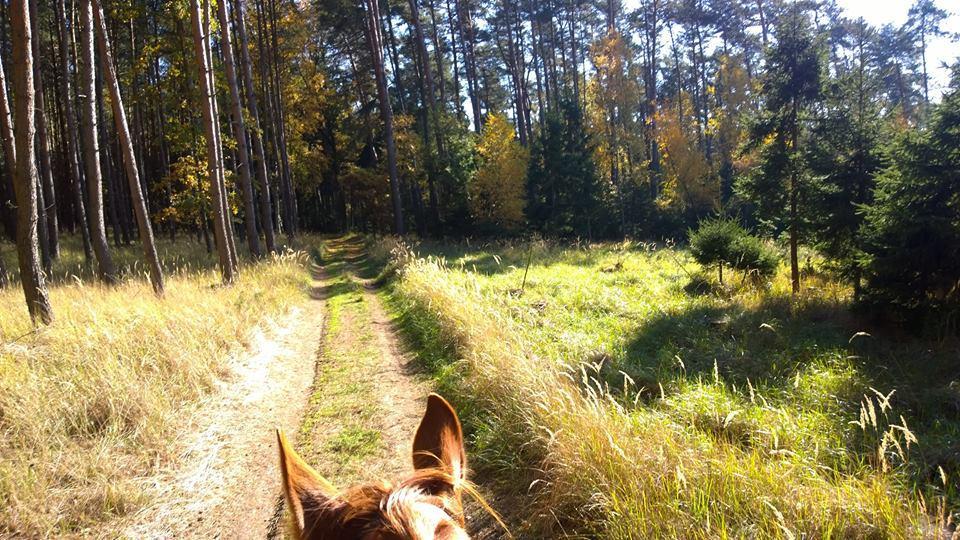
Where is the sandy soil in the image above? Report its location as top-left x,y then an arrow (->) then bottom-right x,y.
117,282 -> 325,539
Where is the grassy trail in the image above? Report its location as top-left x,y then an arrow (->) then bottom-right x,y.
292,236 -> 433,495
294,236 -> 509,539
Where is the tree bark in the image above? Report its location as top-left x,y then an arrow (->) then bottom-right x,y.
205,0 -> 238,269
455,0 -> 482,132
266,0 -> 296,238
30,0 -> 59,262
217,0 -> 261,258
9,0 -> 53,323
407,0 -> 441,229
0,249 -> 7,287
79,0 -> 117,283
444,0 -> 464,118
382,0 -> 408,114
790,102 -> 800,295
92,0 -> 164,295
231,0 -> 276,253
362,0 -> 404,234
190,0 -> 235,283
55,0 -> 94,263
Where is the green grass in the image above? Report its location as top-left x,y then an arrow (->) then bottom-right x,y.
377,236 -> 958,538
295,238 -> 416,487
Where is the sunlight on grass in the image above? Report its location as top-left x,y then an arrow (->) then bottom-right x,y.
0,237 -> 309,535
382,237 -> 956,538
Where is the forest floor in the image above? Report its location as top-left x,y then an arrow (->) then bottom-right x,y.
113,236 -> 504,539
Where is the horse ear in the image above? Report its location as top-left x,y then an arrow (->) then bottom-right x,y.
277,429 -> 339,538
412,394 -> 466,482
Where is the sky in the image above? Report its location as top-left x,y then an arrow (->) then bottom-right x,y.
837,0 -> 959,98
615,0 -> 960,99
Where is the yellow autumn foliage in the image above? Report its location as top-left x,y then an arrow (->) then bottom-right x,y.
469,113 -> 527,231
656,92 -> 717,212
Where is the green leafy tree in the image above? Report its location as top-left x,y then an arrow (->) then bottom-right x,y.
738,6 -> 823,294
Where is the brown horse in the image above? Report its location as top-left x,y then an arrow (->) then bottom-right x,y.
277,394 -> 475,539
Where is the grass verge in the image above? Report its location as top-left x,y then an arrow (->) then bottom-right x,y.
379,236 -> 955,538
0,238 -> 308,535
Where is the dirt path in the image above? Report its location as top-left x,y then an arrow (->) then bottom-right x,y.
118,270 -> 326,540
350,254 -> 432,480
293,238 -> 431,488
320,238 -> 507,540
117,238 -> 504,539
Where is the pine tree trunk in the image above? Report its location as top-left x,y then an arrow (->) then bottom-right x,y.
455,0 -> 481,132
9,0 -> 53,324
92,0 -> 164,295
426,0 -> 446,108
267,0 -> 296,238
79,0 -> 116,283
362,0 -> 404,234
253,0 -> 283,235
35,174 -> 50,271
203,0 -> 238,270
444,0 -> 464,118
0,49 -> 17,211
790,103 -> 800,295
383,0 -> 408,114
231,0 -> 275,253
190,0 -> 235,283
0,249 -> 8,287
217,0 -> 261,258
55,0 -> 94,263
30,0 -> 59,262
407,0 -> 441,230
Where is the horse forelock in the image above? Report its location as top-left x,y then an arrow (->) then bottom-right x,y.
313,468 -> 464,540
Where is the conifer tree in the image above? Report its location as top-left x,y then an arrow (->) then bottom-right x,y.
806,19 -> 883,297
737,7 -> 822,294
861,74 -> 960,315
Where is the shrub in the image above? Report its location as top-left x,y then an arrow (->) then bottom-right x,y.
689,218 -> 779,284
689,218 -> 742,284
730,234 -> 779,278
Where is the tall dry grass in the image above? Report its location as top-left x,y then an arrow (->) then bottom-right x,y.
0,241 -> 308,535
390,247 -> 938,538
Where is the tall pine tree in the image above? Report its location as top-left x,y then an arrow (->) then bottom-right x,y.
737,6 -> 822,294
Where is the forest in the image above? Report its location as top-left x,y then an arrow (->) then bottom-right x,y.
0,0 -> 959,537
0,0 -> 958,323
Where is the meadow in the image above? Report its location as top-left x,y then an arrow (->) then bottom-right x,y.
0,237 -> 309,535
380,237 -> 959,538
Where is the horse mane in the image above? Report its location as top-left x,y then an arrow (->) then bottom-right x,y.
298,468 -> 487,539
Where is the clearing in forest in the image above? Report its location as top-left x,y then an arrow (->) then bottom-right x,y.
384,237 -> 959,539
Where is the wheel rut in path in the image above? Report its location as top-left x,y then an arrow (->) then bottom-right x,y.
318,237 -> 509,540
293,237 -> 431,488
118,267 -> 326,540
